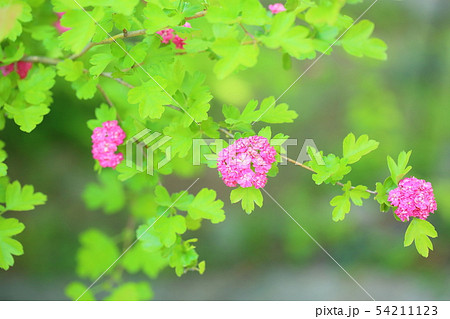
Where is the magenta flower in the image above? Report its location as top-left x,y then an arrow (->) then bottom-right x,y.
268,3 -> 286,14
1,61 -> 32,79
172,35 -> 186,49
156,28 -> 175,44
91,120 -> 126,169
183,22 -> 192,28
388,177 -> 437,222
217,136 -> 277,189
0,63 -> 14,76
54,12 -> 71,33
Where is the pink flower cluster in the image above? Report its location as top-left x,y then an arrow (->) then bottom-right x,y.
0,61 -> 32,79
156,22 -> 191,49
268,3 -> 286,14
388,177 -> 437,222
91,121 -> 126,169
217,136 -> 277,189
54,12 -> 71,33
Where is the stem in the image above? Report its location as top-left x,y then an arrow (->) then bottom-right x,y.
219,128 -> 377,195
185,10 -> 207,20
69,29 -> 147,60
239,23 -> 257,43
68,10 -> 207,60
96,84 -> 114,107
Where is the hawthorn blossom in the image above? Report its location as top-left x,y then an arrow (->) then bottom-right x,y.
0,63 -> 14,76
156,28 -> 175,44
54,12 -> 71,33
91,120 -> 126,168
172,35 -> 186,49
268,3 -> 286,14
217,136 -> 277,189
1,62 -> 32,79
183,22 -> 192,28
388,177 -> 437,222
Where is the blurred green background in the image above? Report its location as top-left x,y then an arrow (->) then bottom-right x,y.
1,0 -> 449,300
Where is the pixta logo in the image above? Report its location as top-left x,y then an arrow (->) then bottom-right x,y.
126,129 -> 171,175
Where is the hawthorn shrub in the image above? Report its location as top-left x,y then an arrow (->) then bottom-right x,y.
0,0 -> 438,301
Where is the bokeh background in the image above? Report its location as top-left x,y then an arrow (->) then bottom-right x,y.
1,0 -> 449,300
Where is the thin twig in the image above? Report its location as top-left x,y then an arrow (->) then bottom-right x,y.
96,84 -> 114,107
185,10 -> 207,20
69,29 -> 147,60
239,23 -> 256,43
69,10 -> 207,60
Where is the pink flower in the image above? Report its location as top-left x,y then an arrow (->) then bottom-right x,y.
183,22 -> 192,28
54,12 -> 71,33
156,28 -> 174,44
388,177 -> 437,222
91,120 -> 126,169
0,63 -> 14,76
268,3 -> 286,14
172,35 -> 186,49
217,136 -> 277,189
16,61 -> 32,79
1,62 -> 32,79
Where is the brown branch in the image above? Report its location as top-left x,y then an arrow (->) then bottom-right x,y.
185,10 -> 207,21
22,56 -> 60,65
69,29 -> 147,60
239,23 -> 256,43
68,10 -> 207,60
96,84 -> 114,107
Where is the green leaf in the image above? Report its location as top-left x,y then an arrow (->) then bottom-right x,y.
198,260 -> 206,274
57,59 -> 84,82
168,238 -> 199,277
188,188 -> 225,223
0,141 -> 8,178
330,182 -> 370,221
341,20 -> 387,60
342,133 -> 379,164
105,282 -> 153,301
143,3 -> 182,33
60,7 -> 105,53
307,148 -> 351,185
264,14 -> 315,59
5,103 -> 50,133
89,53 -> 114,76
163,123 -> 200,158
241,0 -> 268,25
180,71 -> 212,125
211,37 -> 259,79
230,187 -> 263,214
76,229 -> 120,280
257,96 -> 298,123
0,217 -> 25,270
0,1 -> 31,42
127,78 -> 172,119
305,0 -> 345,25
83,170 -> 125,214
206,0 -> 241,24
121,243 -> 168,279
404,218 -> 438,258
72,77 -> 99,100
330,193 -> 350,222
225,97 -> 297,125
4,181 -> 47,212
86,103 -> 117,130
387,151 -> 412,184
349,185 -> 370,206
152,215 -> 187,247
65,282 -> 96,301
